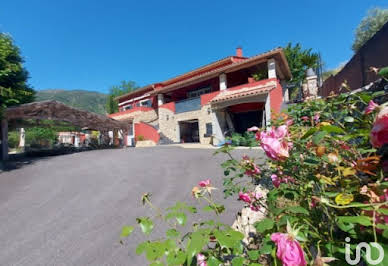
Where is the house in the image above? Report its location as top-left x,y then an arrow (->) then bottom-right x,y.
109,47 -> 291,146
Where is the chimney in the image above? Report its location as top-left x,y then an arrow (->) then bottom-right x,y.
236,47 -> 243,57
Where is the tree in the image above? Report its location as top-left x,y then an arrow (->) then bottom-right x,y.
283,43 -> 320,100
352,8 -> 388,52
106,80 -> 138,114
283,43 -> 319,85
0,33 -> 35,113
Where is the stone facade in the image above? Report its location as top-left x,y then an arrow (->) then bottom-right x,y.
113,109 -> 158,124
159,104 -> 213,144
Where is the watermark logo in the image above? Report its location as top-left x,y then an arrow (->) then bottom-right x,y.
345,237 -> 384,265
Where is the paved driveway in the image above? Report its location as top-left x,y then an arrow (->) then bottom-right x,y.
0,146 -> 264,265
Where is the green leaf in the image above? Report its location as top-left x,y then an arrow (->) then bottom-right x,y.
302,127 -> 317,139
202,205 -> 214,212
214,229 -> 243,249
337,216 -> 372,226
312,131 -> 327,145
207,256 -> 222,266
137,217 -> 154,235
136,242 -> 148,255
254,218 -> 274,233
376,208 -> 388,215
344,116 -> 354,123
248,250 -> 260,260
321,125 -> 345,134
287,206 -> 309,215
186,232 -> 208,265
378,66 -> 388,79
166,229 -> 180,238
231,256 -> 244,266
145,242 -> 164,261
259,238 -> 273,255
120,225 -> 134,237
166,250 -> 186,265
383,230 -> 388,239
176,212 -> 187,226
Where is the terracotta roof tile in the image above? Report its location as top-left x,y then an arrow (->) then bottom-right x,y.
210,80 -> 277,103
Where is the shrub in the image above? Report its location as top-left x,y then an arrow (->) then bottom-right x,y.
8,131 -> 19,148
121,85 -> 388,265
227,132 -> 257,147
137,135 -> 145,141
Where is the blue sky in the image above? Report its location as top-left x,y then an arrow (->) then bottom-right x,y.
1,0 -> 386,93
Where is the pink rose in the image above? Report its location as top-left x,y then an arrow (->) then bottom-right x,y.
365,100 -> 379,114
271,174 -> 281,188
259,126 -> 291,161
199,179 -> 211,187
286,119 -> 294,126
239,192 -> 252,203
196,253 -> 207,266
370,106 -> 388,147
314,113 -> 320,123
271,233 -> 307,266
245,164 -> 261,176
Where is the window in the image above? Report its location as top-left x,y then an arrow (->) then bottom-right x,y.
205,123 -> 213,137
124,105 -> 133,111
187,86 -> 211,99
140,99 -> 152,107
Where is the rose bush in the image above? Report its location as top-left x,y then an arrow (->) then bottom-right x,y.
120,84 -> 387,265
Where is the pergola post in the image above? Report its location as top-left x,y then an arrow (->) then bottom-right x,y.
1,119 -> 9,161
19,128 -> 25,149
113,129 -> 119,147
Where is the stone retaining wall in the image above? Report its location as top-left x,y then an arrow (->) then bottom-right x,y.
159,105 -> 213,144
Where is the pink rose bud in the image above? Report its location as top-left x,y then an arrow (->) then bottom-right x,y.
365,100 -> 379,114
198,179 -> 211,187
271,233 -> 307,266
238,192 -> 252,203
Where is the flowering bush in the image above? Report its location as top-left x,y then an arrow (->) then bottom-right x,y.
220,89 -> 388,265
121,87 -> 387,265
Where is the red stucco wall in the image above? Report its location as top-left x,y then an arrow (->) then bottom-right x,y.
269,80 -> 283,113
159,102 -> 176,113
201,91 -> 220,106
135,122 -> 160,144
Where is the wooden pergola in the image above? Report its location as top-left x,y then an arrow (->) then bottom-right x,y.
1,100 -> 130,161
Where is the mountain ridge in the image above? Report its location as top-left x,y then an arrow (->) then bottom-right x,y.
35,89 -> 108,115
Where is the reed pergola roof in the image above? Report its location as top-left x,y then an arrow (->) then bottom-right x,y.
5,100 -> 129,131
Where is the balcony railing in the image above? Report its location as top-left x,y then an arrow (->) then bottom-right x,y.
175,97 -> 201,114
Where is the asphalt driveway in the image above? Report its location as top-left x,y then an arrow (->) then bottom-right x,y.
0,146 -> 265,265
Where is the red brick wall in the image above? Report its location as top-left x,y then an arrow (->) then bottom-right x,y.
320,22 -> 388,97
